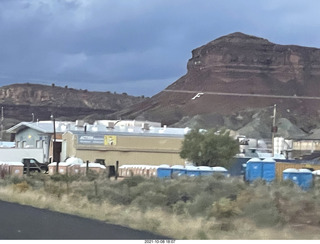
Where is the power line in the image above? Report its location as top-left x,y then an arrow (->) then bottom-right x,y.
164,89 -> 320,100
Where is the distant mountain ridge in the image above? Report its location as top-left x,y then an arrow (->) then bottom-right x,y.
0,83 -> 146,139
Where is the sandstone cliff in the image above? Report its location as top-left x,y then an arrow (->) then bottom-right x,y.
0,83 -> 145,139
117,32 -> 320,138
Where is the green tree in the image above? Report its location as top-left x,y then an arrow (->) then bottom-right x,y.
180,129 -> 239,168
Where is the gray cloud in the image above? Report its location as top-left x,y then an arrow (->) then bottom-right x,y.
1,0 -> 320,96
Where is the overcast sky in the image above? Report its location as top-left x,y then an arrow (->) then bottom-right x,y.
1,0 -> 320,97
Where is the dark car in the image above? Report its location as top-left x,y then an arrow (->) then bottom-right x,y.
22,158 -> 49,173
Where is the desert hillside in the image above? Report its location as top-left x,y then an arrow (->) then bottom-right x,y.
116,32 -> 320,138
0,83 -> 146,140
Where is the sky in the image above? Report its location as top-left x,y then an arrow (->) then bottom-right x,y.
1,0 -> 320,97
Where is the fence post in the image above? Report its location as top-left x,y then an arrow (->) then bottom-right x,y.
115,161 -> 119,180
86,160 -> 89,176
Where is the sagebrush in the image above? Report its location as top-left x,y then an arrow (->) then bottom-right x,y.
1,173 -> 320,239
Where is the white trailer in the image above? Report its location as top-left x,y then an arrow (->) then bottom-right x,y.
0,148 -> 45,163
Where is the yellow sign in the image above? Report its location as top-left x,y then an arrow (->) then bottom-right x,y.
104,135 -> 117,146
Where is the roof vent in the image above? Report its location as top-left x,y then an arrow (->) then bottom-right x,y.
142,123 -> 150,130
107,122 -> 115,129
76,120 -> 85,127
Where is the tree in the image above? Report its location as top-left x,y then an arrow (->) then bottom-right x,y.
180,129 -> 239,168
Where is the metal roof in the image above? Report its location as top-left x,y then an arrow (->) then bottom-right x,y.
6,120 -> 191,138
68,125 -> 191,138
6,121 -> 78,134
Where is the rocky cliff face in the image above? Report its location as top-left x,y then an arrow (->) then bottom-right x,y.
118,32 -> 320,138
0,83 -> 145,137
0,83 -> 144,109
177,32 -> 320,97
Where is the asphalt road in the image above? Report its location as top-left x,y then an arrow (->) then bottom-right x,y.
0,200 -> 169,240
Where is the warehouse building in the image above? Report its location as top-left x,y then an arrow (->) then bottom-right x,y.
6,120 -> 79,163
61,123 -> 191,167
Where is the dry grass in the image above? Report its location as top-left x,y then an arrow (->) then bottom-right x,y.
1,174 -> 320,240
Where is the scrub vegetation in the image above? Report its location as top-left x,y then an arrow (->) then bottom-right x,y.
1,172 -> 320,239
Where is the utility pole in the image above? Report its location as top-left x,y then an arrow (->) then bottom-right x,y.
51,114 -> 58,173
0,107 -> 3,140
271,104 -> 277,157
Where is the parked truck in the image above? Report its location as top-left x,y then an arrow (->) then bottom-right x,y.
0,148 -> 48,173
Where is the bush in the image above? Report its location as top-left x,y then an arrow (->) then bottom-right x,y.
210,197 -> 241,218
242,197 -> 280,227
101,187 -> 132,205
132,192 -> 168,211
119,175 -> 146,187
85,170 -> 100,181
6,175 -> 25,185
172,200 -> 187,215
186,192 -> 215,217
3,173 -> 320,239
13,181 -> 29,192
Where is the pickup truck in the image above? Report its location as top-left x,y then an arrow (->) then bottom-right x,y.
22,158 -> 49,174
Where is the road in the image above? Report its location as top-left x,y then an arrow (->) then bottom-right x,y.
164,89 -> 320,100
0,200 -> 169,240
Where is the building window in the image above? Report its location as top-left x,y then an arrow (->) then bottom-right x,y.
36,140 -> 43,149
22,141 -> 27,148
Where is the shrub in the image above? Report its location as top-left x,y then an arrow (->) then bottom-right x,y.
131,192 -> 168,211
186,192 -> 215,217
172,200 -> 187,215
45,182 -> 66,198
165,183 -> 191,206
50,173 -> 80,183
210,197 -> 241,218
13,181 -> 29,192
119,175 -> 146,187
101,186 -> 132,205
197,230 -> 209,240
242,197 -> 280,227
85,170 -> 100,181
6,175 -> 25,185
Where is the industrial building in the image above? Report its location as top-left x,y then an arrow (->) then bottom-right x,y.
61,122 -> 191,166
6,119 -> 190,167
6,120 -> 80,163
